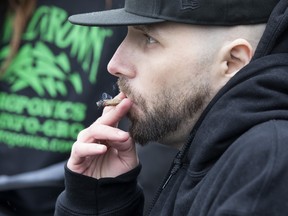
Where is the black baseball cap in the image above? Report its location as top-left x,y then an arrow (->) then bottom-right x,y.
69,0 -> 279,27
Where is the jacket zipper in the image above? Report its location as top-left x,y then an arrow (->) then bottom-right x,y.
144,152 -> 183,216
145,132 -> 196,216
161,156 -> 182,189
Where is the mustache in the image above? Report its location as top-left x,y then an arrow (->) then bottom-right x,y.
117,78 -> 147,111
117,77 -> 133,98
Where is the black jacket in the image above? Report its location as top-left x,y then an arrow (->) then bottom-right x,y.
55,0 -> 288,215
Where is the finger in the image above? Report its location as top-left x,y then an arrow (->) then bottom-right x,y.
67,142 -> 107,170
77,124 -> 134,157
108,136 -> 136,154
107,137 -> 139,171
77,124 -> 130,143
102,92 -> 127,115
71,142 -> 107,159
117,92 -> 127,99
98,97 -> 132,126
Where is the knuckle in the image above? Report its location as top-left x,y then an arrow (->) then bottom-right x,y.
77,129 -> 86,140
71,142 -> 81,156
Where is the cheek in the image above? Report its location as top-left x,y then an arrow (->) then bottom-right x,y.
156,54 -> 196,88
130,49 -> 201,104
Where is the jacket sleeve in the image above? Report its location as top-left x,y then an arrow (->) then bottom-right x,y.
54,164 -> 144,216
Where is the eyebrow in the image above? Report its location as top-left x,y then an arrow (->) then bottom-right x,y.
132,25 -> 162,39
132,25 -> 152,33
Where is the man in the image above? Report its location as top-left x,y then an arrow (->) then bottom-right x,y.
55,0 -> 288,215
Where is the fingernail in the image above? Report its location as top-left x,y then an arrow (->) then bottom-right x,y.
96,145 -> 107,151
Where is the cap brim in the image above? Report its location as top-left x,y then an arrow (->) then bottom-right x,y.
68,8 -> 165,27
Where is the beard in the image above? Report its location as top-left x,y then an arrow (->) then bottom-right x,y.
117,77 -> 211,146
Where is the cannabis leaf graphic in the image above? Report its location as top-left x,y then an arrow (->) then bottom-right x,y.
1,42 -> 82,97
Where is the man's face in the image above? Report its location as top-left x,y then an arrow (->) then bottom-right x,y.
108,22 -> 218,147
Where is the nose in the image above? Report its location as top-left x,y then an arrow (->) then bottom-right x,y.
107,40 -> 135,78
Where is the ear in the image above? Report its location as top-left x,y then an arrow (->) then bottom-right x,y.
221,39 -> 253,77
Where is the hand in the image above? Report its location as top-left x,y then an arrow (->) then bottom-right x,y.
67,93 -> 138,179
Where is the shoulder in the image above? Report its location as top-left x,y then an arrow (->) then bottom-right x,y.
211,119 -> 288,177
210,120 -> 288,216
232,120 -> 288,154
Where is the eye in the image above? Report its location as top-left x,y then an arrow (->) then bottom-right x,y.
144,34 -> 157,44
